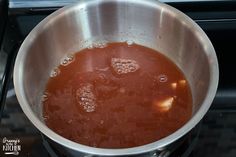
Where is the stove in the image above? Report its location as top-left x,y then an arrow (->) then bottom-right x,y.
1,0 -> 236,157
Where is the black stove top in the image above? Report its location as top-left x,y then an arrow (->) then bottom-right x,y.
1,0 -> 236,157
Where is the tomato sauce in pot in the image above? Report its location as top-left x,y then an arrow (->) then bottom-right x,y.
42,42 -> 192,148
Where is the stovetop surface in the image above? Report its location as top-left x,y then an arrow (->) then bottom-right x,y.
1,1 -> 236,157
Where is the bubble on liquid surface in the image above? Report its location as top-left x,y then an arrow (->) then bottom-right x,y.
126,40 -> 134,46
87,45 -> 94,49
76,83 -> 96,112
60,54 -> 75,66
50,67 -> 60,78
94,42 -> 107,49
158,74 -> 168,83
87,41 -> 108,49
111,58 -> 140,75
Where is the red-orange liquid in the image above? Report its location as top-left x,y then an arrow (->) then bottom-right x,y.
43,42 -> 192,148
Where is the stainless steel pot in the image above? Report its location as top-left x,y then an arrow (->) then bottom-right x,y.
13,0 -> 219,156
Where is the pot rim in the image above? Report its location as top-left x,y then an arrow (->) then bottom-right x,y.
13,0 -> 219,156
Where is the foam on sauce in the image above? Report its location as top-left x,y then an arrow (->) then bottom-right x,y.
43,42 -> 192,148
